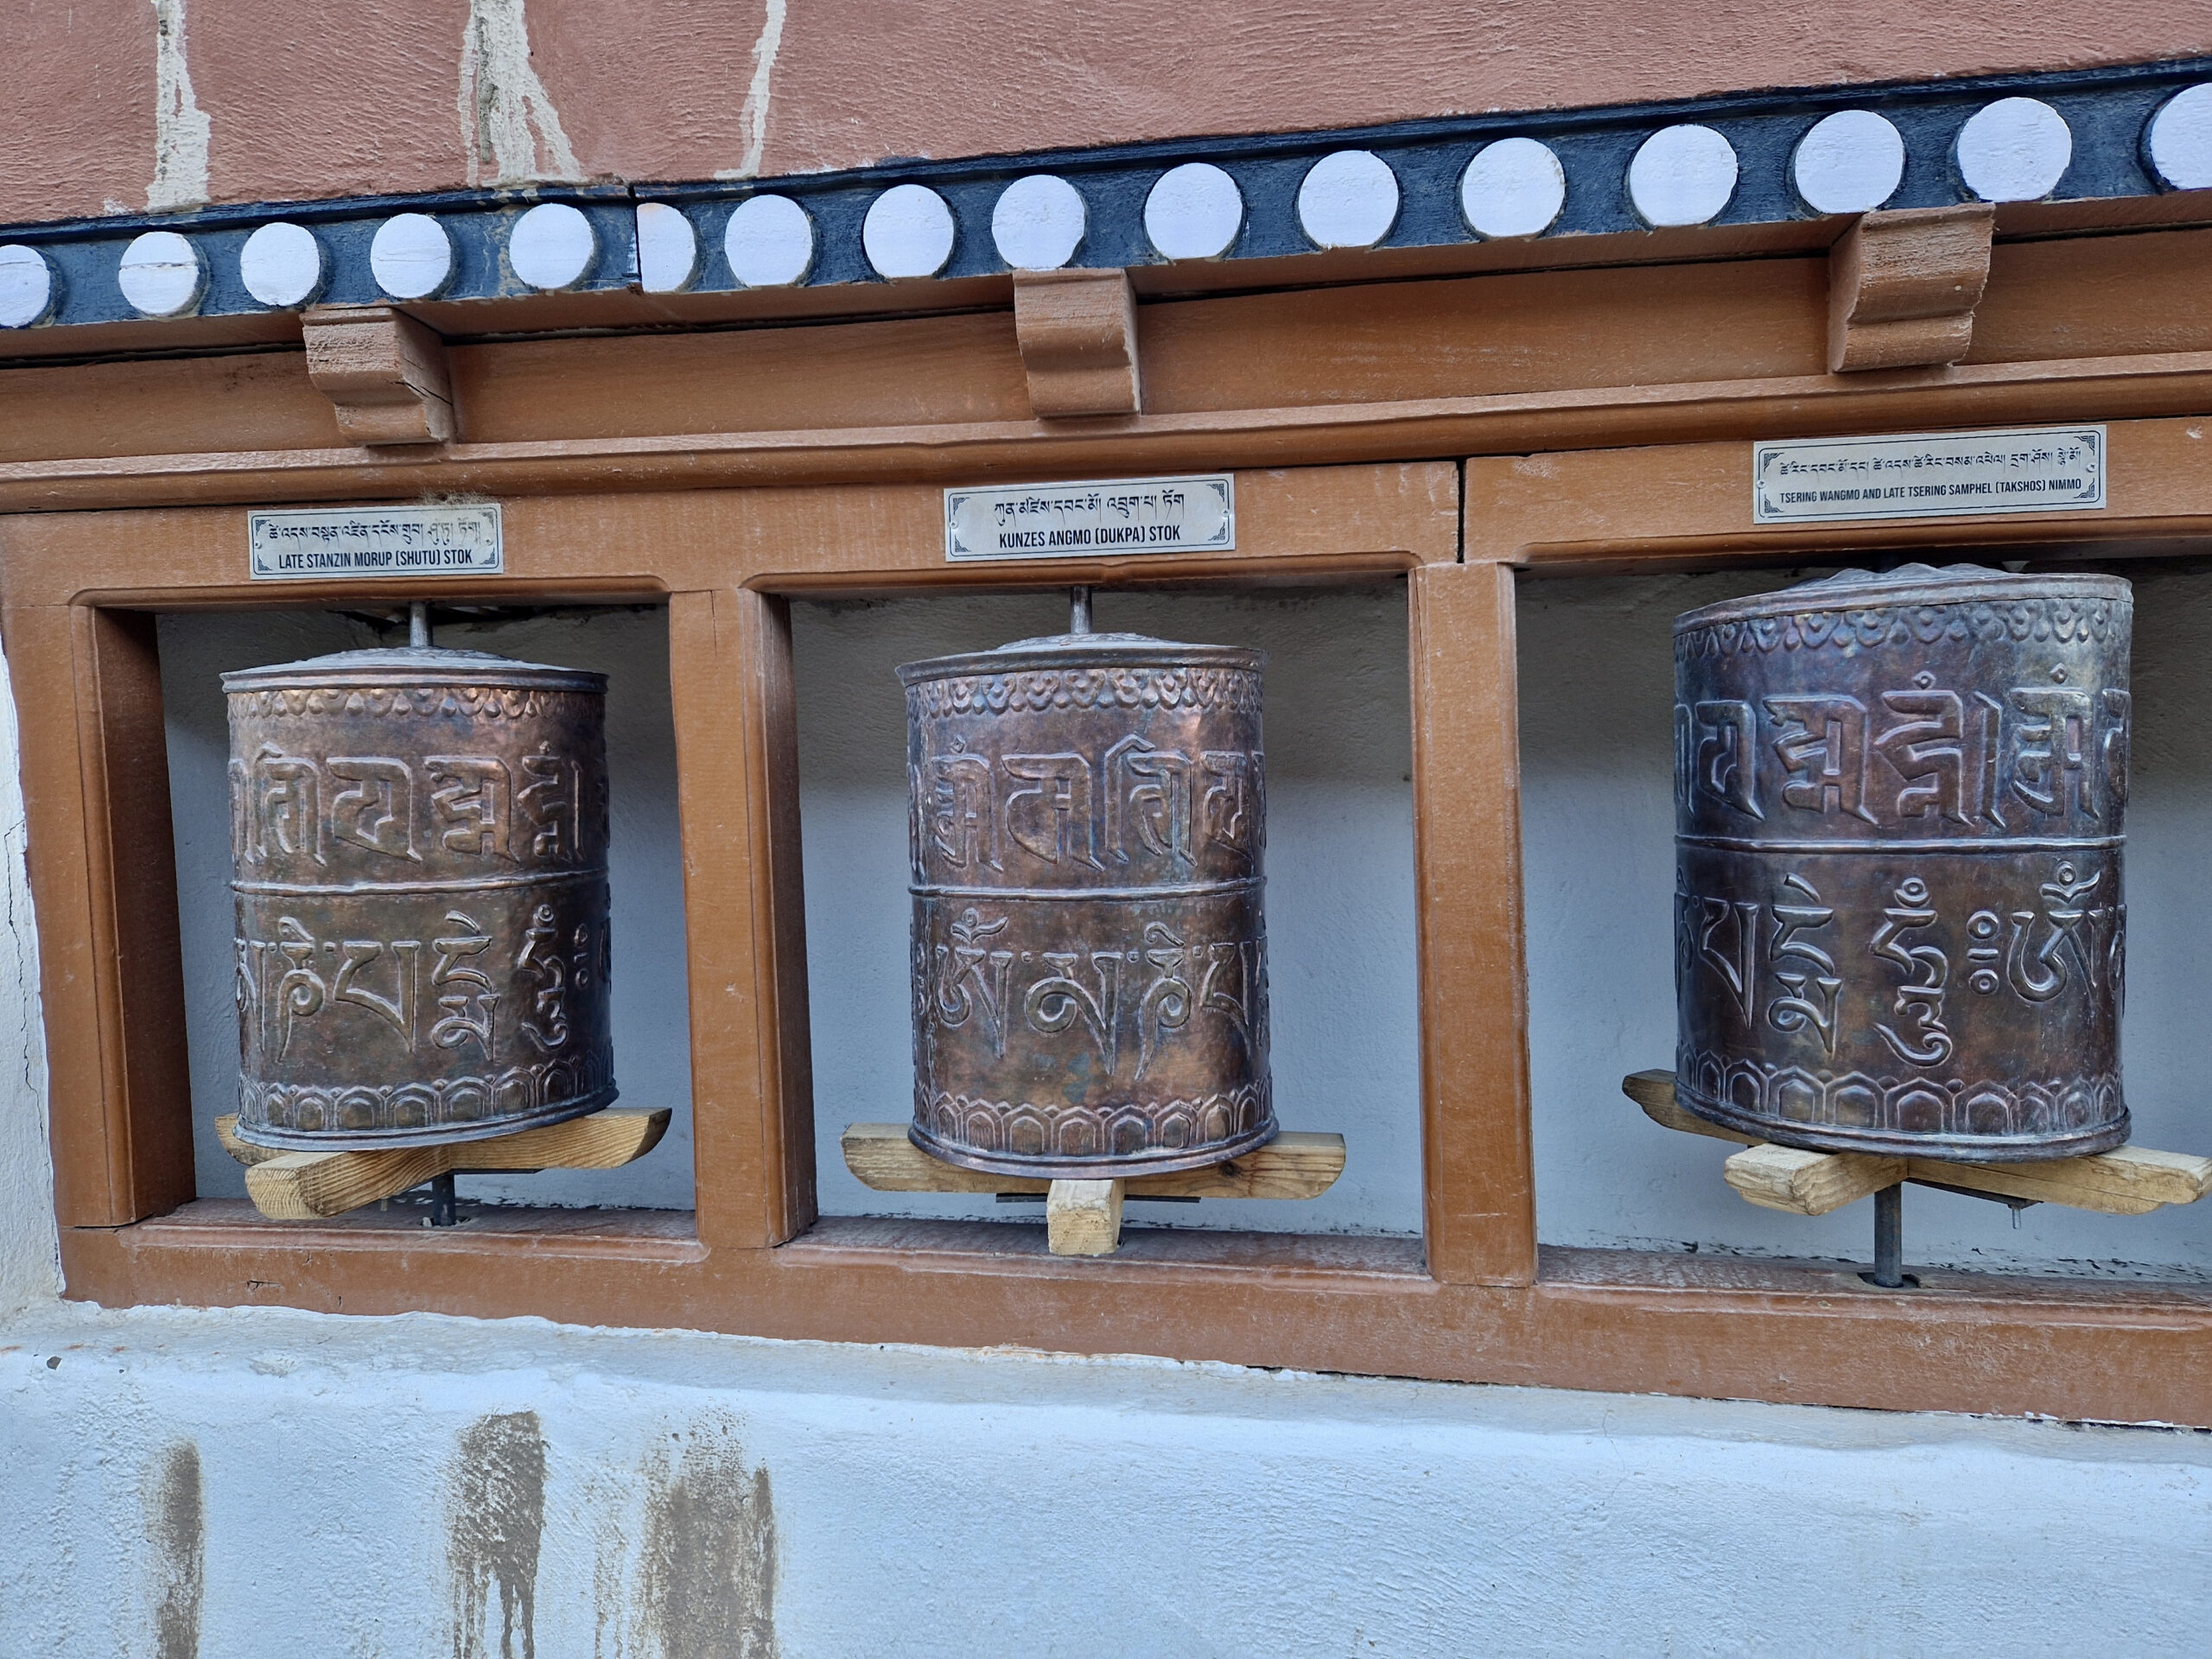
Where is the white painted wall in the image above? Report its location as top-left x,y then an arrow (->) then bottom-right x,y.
0,628 -> 57,1316
4,1299 -> 2211,1659
1521,564 -> 2212,1277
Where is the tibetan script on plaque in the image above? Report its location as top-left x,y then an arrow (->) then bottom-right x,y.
944,475 -> 1235,562
1752,427 -> 2103,524
248,504 -> 504,580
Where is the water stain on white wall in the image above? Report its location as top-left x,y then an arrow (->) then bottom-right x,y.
635,1419 -> 779,1659
449,1412 -> 546,1659
144,1441 -> 204,1659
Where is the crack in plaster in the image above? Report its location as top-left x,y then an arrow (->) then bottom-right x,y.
719,1 -> 788,181
459,0 -> 583,188
147,0 -> 212,212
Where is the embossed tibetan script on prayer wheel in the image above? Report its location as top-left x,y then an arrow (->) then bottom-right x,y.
901,629 -> 1274,1179
1675,563 -> 2131,1161
226,646 -> 614,1148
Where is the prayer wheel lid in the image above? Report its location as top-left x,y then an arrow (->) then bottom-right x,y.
1675,561 -> 2132,634
897,631 -> 1265,684
222,645 -> 606,694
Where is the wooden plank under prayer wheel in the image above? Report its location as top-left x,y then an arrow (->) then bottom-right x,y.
900,627 -> 1275,1179
226,645 -> 615,1149
1674,563 -> 2131,1161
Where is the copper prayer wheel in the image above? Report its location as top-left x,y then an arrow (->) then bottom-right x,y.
901,625 -> 1275,1179
1675,563 -> 2131,1160
226,644 -> 615,1148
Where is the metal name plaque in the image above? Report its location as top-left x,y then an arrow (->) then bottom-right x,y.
945,475 -> 1234,561
1752,427 -> 2104,524
248,504 -> 504,580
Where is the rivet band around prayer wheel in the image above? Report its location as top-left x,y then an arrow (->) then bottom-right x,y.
1674,563 -> 2131,1161
226,646 -> 615,1149
901,630 -> 1276,1179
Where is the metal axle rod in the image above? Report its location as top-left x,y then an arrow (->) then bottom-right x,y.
1872,1182 -> 1904,1287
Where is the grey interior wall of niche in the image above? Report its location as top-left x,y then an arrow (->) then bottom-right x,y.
1520,563 -> 2212,1278
792,583 -> 1421,1234
159,606 -> 695,1209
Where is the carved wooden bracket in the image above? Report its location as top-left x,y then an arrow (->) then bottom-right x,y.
302,305 -> 456,444
1827,203 -> 1994,373
1013,268 -> 1141,417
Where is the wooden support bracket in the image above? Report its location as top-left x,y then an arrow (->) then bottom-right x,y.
1013,268 -> 1141,418
1046,1179 -> 1125,1256
1725,1143 -> 1904,1217
302,304 -> 457,444
1827,204 -> 1993,373
1624,1071 -> 2212,1218
842,1122 -> 1345,1255
217,1109 -> 670,1220
842,1123 -> 1344,1199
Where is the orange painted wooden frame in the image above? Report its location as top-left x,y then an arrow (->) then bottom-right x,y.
1,463 -> 1490,1246
10,418 -> 2212,1427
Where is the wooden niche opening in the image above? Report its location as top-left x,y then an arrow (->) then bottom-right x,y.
6,424 -> 2212,1428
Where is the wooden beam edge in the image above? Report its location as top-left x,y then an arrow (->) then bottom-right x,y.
1827,203 -> 1993,373
228,1109 -> 673,1220
1625,1071 -> 2207,1217
841,1122 -> 1345,1200
14,346 -> 2212,512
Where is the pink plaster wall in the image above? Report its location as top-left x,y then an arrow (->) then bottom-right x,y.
3,1 -> 2209,224
188,2 -> 460,206
2,0 -> 156,219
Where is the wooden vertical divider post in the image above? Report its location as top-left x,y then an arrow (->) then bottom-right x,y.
1409,557 -> 1537,1285
73,606 -> 195,1224
734,587 -> 818,1244
671,585 -> 823,1249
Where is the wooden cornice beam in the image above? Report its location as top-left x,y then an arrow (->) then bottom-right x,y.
302,304 -> 456,444
10,350 -> 2212,513
1013,267 -> 1141,418
1828,204 -> 1994,374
